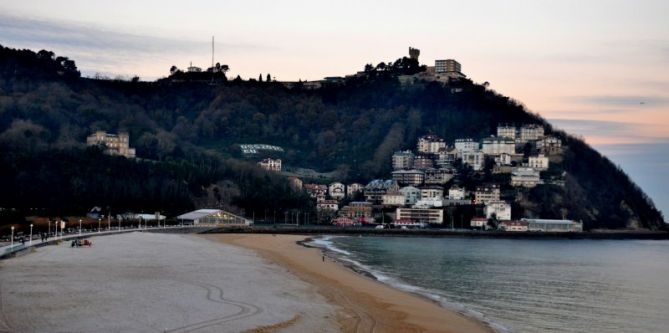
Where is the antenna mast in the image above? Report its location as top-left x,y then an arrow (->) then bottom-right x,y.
211,36 -> 215,69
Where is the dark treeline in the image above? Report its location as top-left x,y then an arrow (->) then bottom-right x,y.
0,44 -> 664,229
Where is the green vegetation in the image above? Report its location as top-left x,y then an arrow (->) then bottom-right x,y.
0,44 -> 664,230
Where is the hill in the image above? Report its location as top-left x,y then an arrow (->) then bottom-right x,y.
0,44 -> 664,230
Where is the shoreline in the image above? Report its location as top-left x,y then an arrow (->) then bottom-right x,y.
205,233 -> 496,333
202,226 -> 669,240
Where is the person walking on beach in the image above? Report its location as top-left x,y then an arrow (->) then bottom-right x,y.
322,255 -> 325,262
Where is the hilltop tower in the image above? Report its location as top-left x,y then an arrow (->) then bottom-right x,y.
409,47 -> 420,60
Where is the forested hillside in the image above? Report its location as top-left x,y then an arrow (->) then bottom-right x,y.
0,45 -> 664,229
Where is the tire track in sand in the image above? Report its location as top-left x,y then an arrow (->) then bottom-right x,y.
165,281 -> 263,333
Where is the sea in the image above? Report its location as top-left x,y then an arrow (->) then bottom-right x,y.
309,236 -> 669,333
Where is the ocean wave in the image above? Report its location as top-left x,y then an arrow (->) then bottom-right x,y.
306,235 -> 513,333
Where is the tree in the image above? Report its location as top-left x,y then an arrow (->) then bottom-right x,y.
258,74 -> 263,82
221,64 -> 230,73
170,65 -> 178,75
266,73 -> 271,82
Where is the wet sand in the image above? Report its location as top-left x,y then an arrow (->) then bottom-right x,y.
206,234 -> 495,333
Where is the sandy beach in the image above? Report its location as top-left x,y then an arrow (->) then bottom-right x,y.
0,232 -> 337,332
207,234 -> 494,333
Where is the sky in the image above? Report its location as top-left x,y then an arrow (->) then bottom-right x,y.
0,0 -> 667,218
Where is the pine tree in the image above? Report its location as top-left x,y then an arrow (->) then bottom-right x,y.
259,74 -> 263,82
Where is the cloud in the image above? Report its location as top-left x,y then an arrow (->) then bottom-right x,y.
0,14 -> 263,78
548,118 -> 669,145
569,95 -> 669,107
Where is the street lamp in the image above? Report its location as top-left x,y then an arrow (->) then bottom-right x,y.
10,226 -> 14,248
79,219 -> 82,235
29,224 -> 33,245
98,218 -> 101,233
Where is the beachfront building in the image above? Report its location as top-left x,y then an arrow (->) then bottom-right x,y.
339,201 -> 373,219
498,220 -> 529,232
396,208 -> 444,224
470,217 -> 488,229
176,209 -> 251,226
364,179 -> 400,204
518,124 -> 545,143
522,218 -> 583,232
382,191 -> 406,206
400,186 -> 421,205
424,168 -> 454,185
392,150 -> 415,170
482,136 -> 516,156
417,135 -> 446,154
484,201 -> 512,221
497,124 -> 517,140
511,167 -> 542,188
454,138 -> 479,156
258,158 -> 282,172
86,131 -> 136,158
347,183 -> 364,197
474,184 -> 500,205
328,182 -> 346,200
317,200 -> 339,211
528,154 -> 549,171
462,151 -> 485,171
448,186 -> 466,200
391,169 -> 425,186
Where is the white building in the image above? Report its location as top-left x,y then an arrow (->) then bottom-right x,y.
485,201 -> 512,221
519,124 -> 545,143
382,191 -> 406,206
424,168 -> 454,185
454,138 -> 479,155
420,186 -> 444,200
392,150 -> 414,170
347,183 -> 364,197
176,209 -> 251,226
474,185 -> 500,205
497,124 -> 517,140
538,136 -> 563,154
448,186 -> 466,200
522,218 -> 583,232
417,135 -> 446,154
462,151 -> 485,171
528,154 -> 549,171
482,136 -> 516,156
317,200 -> 339,211
413,198 -> 443,208
86,131 -> 136,158
400,186 -> 421,205
511,167 -> 542,188
258,158 -> 282,172
396,208 -> 444,224
391,169 -> 425,186
328,182 -> 346,200
470,217 -> 488,229
498,220 -> 529,232
495,153 -> 513,166
434,59 -> 465,79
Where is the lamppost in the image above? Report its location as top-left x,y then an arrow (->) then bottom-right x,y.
10,226 -> 14,248
98,218 -> 101,233
79,219 -> 82,235
29,224 -> 33,245
48,220 -> 51,238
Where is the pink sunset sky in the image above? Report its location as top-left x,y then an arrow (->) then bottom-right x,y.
1,0 -> 668,146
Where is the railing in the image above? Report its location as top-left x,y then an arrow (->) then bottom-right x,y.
0,224 -> 216,258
